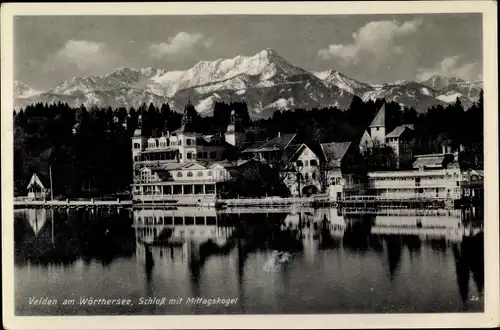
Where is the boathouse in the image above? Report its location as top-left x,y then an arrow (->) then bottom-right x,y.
26,173 -> 50,200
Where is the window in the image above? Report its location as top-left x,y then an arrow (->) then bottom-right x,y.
210,152 -> 217,159
187,152 -> 193,159
197,171 -> 203,177
208,171 -> 212,176
179,153 -> 182,159
336,177 -> 341,185
179,140 -> 182,146
187,171 -> 193,177
296,160 -> 303,167
203,152 -> 208,159
310,159 -> 318,166
456,181 -> 460,186
177,172 -> 183,177
312,172 -> 317,180
377,127 -> 380,131
418,188 -> 424,194
330,178 -> 335,185
197,152 -> 203,159
134,156 -> 139,161
305,173 -> 309,180
133,142 -> 140,149
187,139 -> 192,146
304,160 -> 309,166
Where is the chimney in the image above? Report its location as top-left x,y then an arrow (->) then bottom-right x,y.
277,132 -> 281,138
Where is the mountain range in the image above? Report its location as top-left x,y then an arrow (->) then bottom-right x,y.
14,49 -> 483,118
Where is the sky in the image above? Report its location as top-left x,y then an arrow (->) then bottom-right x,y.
14,14 -> 483,90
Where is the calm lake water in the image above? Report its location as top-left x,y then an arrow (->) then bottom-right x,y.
14,206 -> 484,315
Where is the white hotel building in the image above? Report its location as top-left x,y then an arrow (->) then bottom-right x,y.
131,107 -> 247,204
366,148 -> 462,200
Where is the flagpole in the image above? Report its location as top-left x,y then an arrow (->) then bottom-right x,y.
50,165 -> 54,200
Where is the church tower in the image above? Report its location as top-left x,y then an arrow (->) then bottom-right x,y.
369,104 -> 386,144
224,109 -> 245,147
179,102 -> 197,133
132,114 -> 147,162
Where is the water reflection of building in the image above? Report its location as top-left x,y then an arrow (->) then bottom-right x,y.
133,208 -> 236,260
25,208 -> 52,237
370,212 -> 463,243
15,208 -> 135,266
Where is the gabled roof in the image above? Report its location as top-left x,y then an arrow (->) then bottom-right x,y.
386,124 -> 414,138
289,143 -> 323,162
412,154 -> 446,169
27,173 -> 49,190
369,104 -> 386,128
320,142 -> 352,167
209,159 -> 253,169
182,162 -> 208,170
241,133 -> 297,153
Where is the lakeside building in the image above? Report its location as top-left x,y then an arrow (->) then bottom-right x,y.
240,132 -> 299,166
26,173 -> 50,200
129,102 -> 482,205
131,106 -> 249,204
366,148 -> 462,200
359,104 -> 416,168
460,169 -> 484,200
282,141 -> 366,198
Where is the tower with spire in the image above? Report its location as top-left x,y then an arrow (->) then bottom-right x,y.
225,108 -> 245,147
132,114 -> 147,162
179,101 -> 197,133
369,103 -> 386,143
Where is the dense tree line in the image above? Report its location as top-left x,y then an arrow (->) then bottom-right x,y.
13,91 -> 483,197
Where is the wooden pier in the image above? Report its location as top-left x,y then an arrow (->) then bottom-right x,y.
14,199 -> 132,209
338,195 -> 451,209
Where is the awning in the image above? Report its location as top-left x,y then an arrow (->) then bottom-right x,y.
140,148 -> 177,154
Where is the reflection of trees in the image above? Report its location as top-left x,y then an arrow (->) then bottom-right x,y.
452,233 -> 484,307
14,209 -> 136,267
236,213 -> 302,252
385,235 -> 403,281
402,235 -> 421,254
429,238 -> 447,253
343,216 -> 373,251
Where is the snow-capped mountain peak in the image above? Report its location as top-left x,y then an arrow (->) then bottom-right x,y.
419,75 -> 466,91
14,81 -> 42,98
14,49 -> 483,117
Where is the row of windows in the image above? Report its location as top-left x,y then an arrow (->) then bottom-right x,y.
296,159 -> 318,167
371,174 -> 459,181
177,171 -> 213,178
302,172 -> 317,181
329,177 -> 342,185
185,151 -> 217,160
